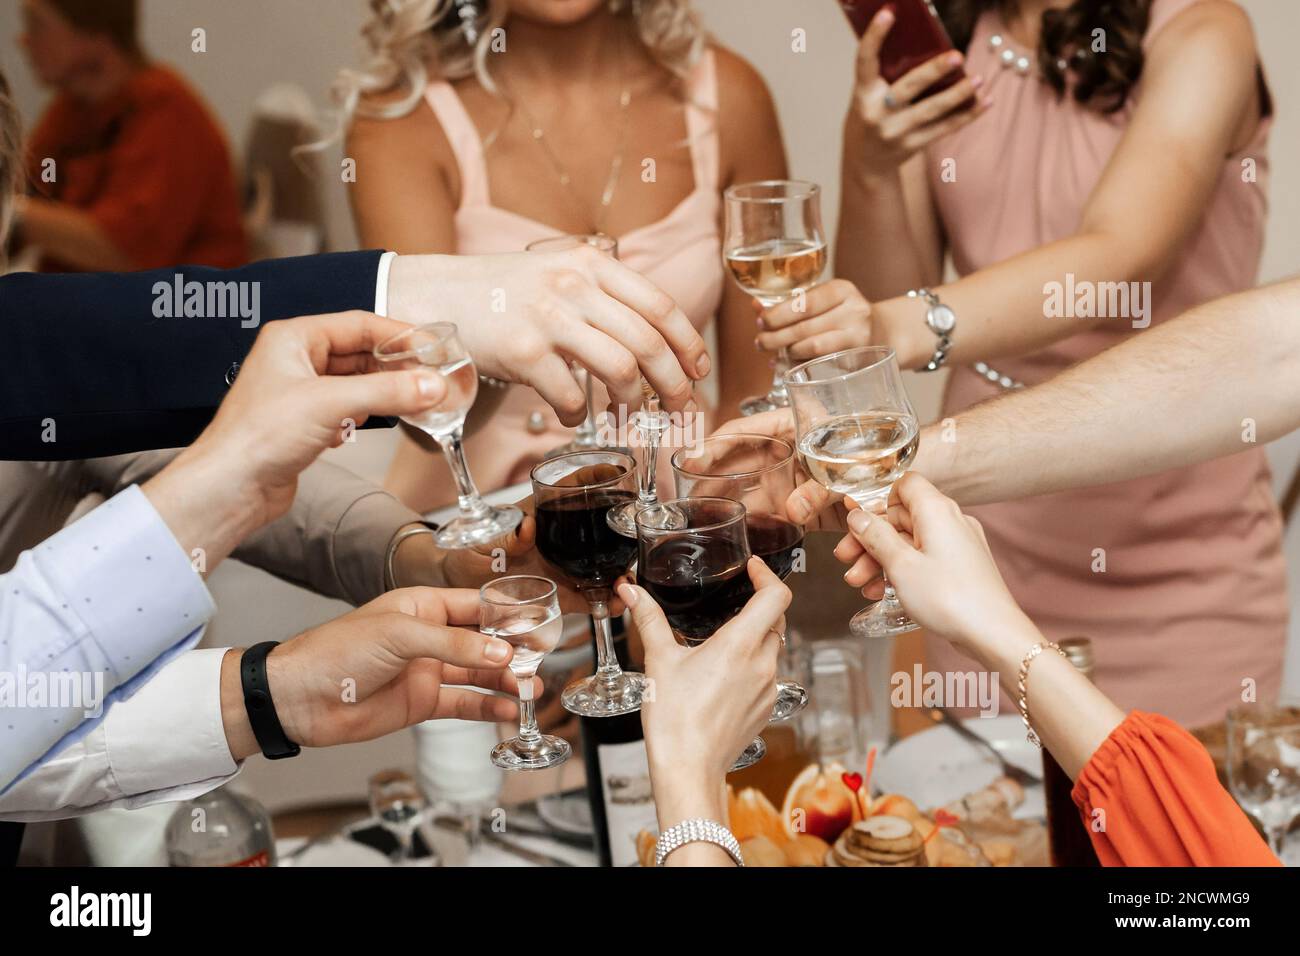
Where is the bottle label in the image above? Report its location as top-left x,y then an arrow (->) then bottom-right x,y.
596,739 -> 658,867
225,850 -> 272,867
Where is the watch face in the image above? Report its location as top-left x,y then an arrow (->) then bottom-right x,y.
929,304 -> 957,335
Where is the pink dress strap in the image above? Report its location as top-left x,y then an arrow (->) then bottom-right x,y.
423,80 -> 491,209
683,49 -> 720,195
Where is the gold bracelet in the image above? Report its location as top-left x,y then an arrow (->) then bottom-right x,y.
1016,641 -> 1067,748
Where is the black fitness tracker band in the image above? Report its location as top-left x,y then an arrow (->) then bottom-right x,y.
240,641 -> 301,760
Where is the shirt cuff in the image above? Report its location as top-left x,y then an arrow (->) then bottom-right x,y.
31,485 -> 215,689
374,251 -> 398,317
104,647 -> 238,798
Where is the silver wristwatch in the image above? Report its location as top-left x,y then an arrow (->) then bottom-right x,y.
907,288 -> 956,372
655,818 -> 744,867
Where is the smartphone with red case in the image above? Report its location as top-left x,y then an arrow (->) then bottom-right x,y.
840,0 -> 967,99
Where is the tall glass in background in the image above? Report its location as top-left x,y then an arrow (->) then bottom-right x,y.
723,180 -> 827,416
374,323 -> 522,548
531,451 -> 645,717
1226,700 -> 1300,860
672,434 -> 808,720
786,346 -> 920,639
525,233 -> 619,458
481,575 -> 571,770
368,769 -> 428,865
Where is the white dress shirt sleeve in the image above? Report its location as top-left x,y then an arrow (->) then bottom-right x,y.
373,251 -> 398,318
0,485 -> 215,792
0,648 -> 239,821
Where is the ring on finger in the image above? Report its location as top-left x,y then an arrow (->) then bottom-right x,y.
767,627 -> 787,647
883,88 -> 901,110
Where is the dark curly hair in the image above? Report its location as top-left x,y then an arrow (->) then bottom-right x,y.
934,1 -> 1153,113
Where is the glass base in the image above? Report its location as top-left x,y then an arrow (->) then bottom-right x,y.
770,680 -> 809,722
729,737 -> 767,772
605,500 -> 640,537
849,599 -> 920,639
739,391 -> 789,417
434,504 -> 524,550
561,670 -> 646,717
491,734 -> 571,771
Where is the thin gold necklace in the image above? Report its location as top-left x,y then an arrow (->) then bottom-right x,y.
502,49 -> 634,234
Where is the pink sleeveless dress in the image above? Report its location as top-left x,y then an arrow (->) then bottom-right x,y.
924,0 -> 1287,726
418,50 -> 725,496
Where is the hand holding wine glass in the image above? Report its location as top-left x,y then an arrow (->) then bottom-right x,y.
787,346 -> 921,638
754,278 -> 880,363
375,323 -> 523,549
620,557 -> 788,793
723,180 -> 827,416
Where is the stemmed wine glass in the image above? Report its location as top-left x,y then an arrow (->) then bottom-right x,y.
606,379 -> 669,536
785,346 -> 921,639
374,323 -> 522,549
1226,700 -> 1300,859
635,496 -> 767,771
672,434 -> 809,721
525,234 -> 619,458
531,451 -> 646,717
723,180 -> 827,416
367,769 -> 429,865
481,575 -> 571,770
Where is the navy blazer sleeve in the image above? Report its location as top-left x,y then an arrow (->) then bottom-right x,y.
0,251 -> 390,460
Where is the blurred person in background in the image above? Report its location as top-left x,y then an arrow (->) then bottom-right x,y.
338,0 -> 783,512
753,0 -> 1285,727
11,0 -> 246,271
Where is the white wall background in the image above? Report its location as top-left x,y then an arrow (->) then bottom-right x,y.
2,0 -> 1297,807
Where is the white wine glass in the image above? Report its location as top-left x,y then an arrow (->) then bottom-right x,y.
723,180 -> 827,416
1226,699 -> 1300,859
786,346 -> 920,639
525,234 -> 619,458
481,575 -> 571,771
374,323 -> 523,549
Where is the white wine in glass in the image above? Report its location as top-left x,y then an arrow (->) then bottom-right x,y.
786,347 -> 921,639
723,181 -> 827,416
374,323 -> 523,550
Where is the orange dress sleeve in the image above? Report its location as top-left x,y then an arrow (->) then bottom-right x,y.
1072,711 -> 1280,867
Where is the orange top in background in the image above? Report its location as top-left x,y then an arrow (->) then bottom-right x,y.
1073,711 -> 1281,867
27,64 -> 247,272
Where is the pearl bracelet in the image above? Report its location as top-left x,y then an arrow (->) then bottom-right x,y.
655,818 -> 744,867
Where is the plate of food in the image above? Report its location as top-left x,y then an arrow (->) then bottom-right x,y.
874,715 -> 1045,821
635,751 -> 1048,867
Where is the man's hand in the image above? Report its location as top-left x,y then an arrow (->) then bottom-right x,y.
387,248 -> 711,424
143,311 -> 446,572
220,588 -> 532,760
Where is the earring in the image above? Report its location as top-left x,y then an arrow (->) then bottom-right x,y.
452,0 -> 482,45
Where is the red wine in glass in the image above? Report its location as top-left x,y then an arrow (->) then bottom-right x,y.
534,489 -> 638,592
745,513 -> 804,580
639,536 -> 751,645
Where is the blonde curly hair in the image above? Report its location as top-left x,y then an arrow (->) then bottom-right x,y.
334,0 -> 707,127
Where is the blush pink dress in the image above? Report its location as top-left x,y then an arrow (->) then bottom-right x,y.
415,50 -> 726,497
923,0 -> 1288,726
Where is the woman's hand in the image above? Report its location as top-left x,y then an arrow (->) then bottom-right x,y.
621,557 -> 789,806
834,473 -> 1032,660
754,279 -> 880,362
220,587 -> 530,760
852,7 -> 990,182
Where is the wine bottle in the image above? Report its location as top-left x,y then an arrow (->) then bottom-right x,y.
1043,636 -> 1102,867
580,614 -> 658,867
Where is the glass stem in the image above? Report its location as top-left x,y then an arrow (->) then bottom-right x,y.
769,348 -> 792,402
516,694 -> 540,749
438,427 -> 489,518
1267,826 -> 1286,859
574,365 -> 598,446
637,399 -> 664,507
587,592 -> 624,695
